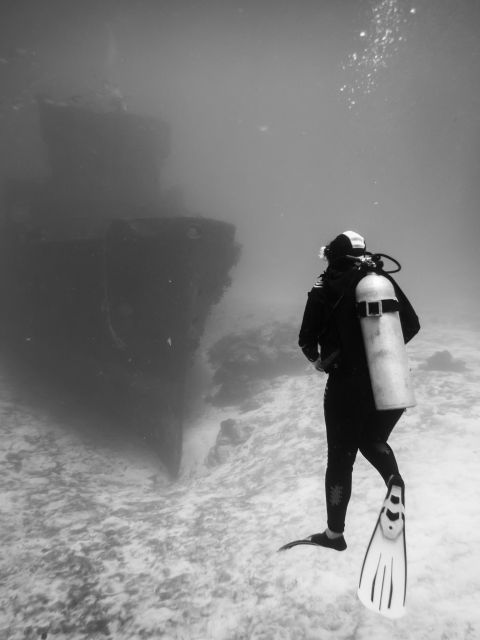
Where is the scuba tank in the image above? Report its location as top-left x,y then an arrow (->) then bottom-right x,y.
354,254 -> 416,411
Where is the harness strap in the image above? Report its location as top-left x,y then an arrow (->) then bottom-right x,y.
356,298 -> 400,318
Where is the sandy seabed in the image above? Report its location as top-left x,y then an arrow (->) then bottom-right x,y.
1,319 -> 479,639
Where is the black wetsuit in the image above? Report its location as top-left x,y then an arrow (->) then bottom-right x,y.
299,260 -> 420,534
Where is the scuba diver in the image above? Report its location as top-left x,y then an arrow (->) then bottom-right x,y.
290,230 -> 420,552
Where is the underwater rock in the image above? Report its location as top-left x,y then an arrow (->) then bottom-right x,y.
207,321 -> 305,407
420,350 -> 467,373
206,418 -> 254,467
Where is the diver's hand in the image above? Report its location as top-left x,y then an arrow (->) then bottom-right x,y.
313,349 -> 340,372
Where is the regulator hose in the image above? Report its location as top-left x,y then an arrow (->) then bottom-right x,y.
368,252 -> 402,273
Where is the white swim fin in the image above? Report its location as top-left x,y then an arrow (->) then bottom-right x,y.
358,475 -> 407,618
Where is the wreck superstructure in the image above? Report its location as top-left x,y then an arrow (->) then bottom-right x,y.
0,98 -> 239,475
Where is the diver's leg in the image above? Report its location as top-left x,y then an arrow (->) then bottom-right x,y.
359,408 -> 404,485
324,448 -> 356,534
323,374 -> 359,534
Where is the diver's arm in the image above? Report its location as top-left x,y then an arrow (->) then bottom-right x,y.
391,280 -> 420,343
298,287 -> 327,362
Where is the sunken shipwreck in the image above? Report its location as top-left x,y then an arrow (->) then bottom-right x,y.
0,97 -> 240,476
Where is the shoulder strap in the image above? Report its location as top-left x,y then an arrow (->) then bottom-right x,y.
330,269 -> 362,313
318,269 -> 360,344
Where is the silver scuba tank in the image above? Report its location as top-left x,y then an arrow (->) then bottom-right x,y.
355,272 -> 415,410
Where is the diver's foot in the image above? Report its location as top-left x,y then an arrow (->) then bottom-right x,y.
387,473 -> 405,489
309,531 -> 347,551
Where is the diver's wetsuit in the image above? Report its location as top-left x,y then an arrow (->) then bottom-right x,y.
299,259 -> 420,534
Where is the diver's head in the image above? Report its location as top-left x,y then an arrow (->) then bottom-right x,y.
320,230 -> 366,265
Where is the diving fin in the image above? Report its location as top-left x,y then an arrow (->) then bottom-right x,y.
278,538 -> 326,552
358,475 -> 407,618
278,531 -> 347,552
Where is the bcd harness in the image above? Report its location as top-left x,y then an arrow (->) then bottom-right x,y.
318,252 -> 403,370
357,298 -> 400,318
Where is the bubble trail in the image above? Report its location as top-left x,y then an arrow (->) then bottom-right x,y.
340,0 -> 417,110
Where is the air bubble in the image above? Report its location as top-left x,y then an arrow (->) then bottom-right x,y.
340,0 -> 416,109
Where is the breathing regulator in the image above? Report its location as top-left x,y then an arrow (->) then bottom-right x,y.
318,242 -> 402,274
347,251 -> 402,274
